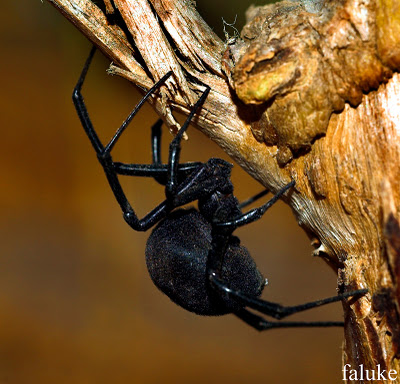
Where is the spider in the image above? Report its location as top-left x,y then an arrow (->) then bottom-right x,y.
72,47 -> 366,331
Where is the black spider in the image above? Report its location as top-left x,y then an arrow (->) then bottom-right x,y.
72,47 -> 366,331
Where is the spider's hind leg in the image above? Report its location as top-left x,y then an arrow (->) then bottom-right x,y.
234,308 -> 345,331
209,273 -> 367,328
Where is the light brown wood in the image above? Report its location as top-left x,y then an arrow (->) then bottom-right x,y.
46,0 -> 400,378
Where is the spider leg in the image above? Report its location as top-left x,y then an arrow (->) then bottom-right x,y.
151,119 -> 163,165
209,273 -> 367,320
166,86 -> 211,199
113,162 -> 202,179
234,308 -> 344,331
110,87 -> 211,190
111,111 -> 207,184
151,119 -> 167,186
102,78 -> 173,155
73,46 -> 104,155
214,180 -> 295,229
149,119 -> 203,186
72,47 -> 175,231
238,188 -> 270,210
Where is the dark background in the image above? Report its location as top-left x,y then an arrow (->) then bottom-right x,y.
2,1 -> 344,383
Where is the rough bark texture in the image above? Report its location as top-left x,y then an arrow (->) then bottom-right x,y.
46,0 -> 400,381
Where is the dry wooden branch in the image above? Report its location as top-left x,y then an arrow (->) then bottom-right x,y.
46,0 -> 400,379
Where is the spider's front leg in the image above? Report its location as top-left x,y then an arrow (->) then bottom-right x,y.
165,86 -> 210,200
73,48 -> 213,231
73,47 -> 174,231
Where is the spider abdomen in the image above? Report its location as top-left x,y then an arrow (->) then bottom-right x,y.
145,208 -> 265,316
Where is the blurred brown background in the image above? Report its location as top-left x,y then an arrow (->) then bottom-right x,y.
2,1 -> 344,383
